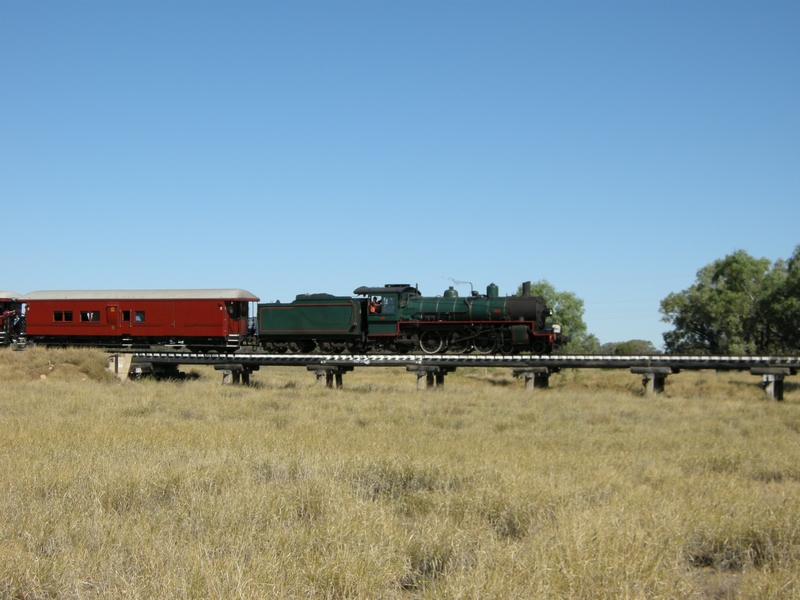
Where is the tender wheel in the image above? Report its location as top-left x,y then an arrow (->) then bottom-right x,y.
419,330 -> 444,354
345,342 -> 363,354
446,331 -> 470,354
289,340 -> 316,354
473,330 -> 497,354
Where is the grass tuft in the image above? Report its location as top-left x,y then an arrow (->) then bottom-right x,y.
687,530 -> 777,571
0,345 -> 115,381
349,460 -> 467,501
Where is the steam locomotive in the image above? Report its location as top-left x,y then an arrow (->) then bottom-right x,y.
258,281 -> 563,355
1,281 -> 564,355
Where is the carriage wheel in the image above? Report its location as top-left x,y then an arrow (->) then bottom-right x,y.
419,330 -> 444,354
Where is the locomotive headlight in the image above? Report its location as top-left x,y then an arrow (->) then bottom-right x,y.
552,324 -> 561,334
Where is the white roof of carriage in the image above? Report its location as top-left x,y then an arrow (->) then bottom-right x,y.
0,292 -> 22,300
20,289 -> 259,301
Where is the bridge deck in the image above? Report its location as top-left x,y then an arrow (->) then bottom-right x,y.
115,352 -> 798,399
128,351 -> 800,371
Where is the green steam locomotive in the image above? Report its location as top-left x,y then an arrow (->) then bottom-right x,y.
257,281 -> 564,355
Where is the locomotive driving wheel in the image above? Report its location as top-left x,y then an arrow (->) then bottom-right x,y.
446,331 -> 471,354
419,330 -> 444,354
499,333 -> 514,354
473,330 -> 497,354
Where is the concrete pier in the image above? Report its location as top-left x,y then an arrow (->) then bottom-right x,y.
631,367 -> 673,396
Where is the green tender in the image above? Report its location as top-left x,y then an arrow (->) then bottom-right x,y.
258,295 -> 362,338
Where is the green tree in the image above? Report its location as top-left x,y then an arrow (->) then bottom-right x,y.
518,280 -> 599,354
659,248 -> 799,354
760,245 -> 800,352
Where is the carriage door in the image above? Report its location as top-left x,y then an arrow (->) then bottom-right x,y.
106,305 -> 120,334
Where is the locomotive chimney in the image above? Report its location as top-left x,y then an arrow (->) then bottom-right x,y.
522,281 -> 531,297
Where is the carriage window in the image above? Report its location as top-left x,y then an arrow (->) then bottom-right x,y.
122,311 -> 130,322
54,311 -> 63,322
81,311 -> 100,322
382,296 -> 395,315
134,311 -> 145,323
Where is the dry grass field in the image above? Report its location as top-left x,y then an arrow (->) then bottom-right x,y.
1,347 -> 799,599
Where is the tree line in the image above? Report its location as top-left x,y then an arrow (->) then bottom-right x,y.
659,246 -> 800,355
524,244 -> 799,355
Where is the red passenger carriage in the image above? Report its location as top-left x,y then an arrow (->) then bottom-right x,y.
21,289 -> 259,350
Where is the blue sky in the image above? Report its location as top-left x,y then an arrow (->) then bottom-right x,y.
2,1 -> 798,348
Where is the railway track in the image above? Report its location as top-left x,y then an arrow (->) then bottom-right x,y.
127,351 -> 800,370
116,351 -> 799,399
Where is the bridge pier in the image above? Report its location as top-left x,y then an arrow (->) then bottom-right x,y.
512,367 -> 550,391
406,365 -> 456,389
307,365 -> 353,389
215,364 -> 257,385
107,354 -> 132,381
751,368 -> 795,401
631,367 -> 674,396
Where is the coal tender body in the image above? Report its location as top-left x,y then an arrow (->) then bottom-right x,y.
258,293 -> 364,354
257,281 -> 563,355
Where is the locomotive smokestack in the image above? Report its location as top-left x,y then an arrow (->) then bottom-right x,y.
522,281 -> 531,297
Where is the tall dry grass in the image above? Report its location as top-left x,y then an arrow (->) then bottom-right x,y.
1,348 -> 799,598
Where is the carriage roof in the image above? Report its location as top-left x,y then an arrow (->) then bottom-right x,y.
20,289 -> 259,301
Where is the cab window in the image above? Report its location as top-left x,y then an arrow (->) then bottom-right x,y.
381,296 -> 395,316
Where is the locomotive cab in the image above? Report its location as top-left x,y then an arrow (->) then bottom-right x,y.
367,294 -> 397,335
354,285 -> 420,344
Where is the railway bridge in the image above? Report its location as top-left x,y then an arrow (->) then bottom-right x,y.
109,352 -> 800,400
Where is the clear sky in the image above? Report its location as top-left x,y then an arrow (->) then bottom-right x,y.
2,1 -> 798,348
